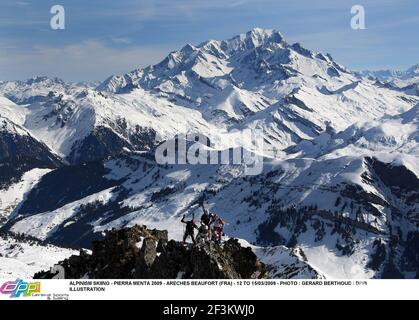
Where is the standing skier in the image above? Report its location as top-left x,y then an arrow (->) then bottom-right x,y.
200,204 -> 216,240
212,216 -> 227,244
200,204 -> 211,227
181,214 -> 198,245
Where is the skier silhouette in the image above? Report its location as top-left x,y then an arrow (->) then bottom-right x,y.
181,214 -> 198,245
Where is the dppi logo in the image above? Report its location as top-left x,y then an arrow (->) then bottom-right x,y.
0,279 -> 41,298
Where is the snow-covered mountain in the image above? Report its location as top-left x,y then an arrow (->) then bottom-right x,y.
0,96 -> 62,191
358,64 -> 419,82
96,28 -> 415,154
0,77 -> 70,105
357,64 -> 419,96
0,28 -> 418,279
0,99 -> 62,226
2,29 -> 416,163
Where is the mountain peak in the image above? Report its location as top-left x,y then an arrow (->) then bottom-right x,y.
246,27 -> 284,43
241,27 -> 285,46
406,64 -> 419,75
25,76 -> 65,86
221,28 -> 286,54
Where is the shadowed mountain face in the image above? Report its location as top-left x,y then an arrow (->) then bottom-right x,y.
0,29 -> 418,279
0,116 -> 62,188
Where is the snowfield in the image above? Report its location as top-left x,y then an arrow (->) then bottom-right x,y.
0,169 -> 51,225
0,233 -> 77,278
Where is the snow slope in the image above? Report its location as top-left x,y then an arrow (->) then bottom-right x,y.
0,169 -> 51,226
0,233 -> 77,278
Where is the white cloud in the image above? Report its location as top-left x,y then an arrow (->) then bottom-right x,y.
110,37 -> 132,45
0,40 -> 174,81
92,0 -> 251,21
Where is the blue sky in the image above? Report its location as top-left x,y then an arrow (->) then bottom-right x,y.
0,0 -> 418,81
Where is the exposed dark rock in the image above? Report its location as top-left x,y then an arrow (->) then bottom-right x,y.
340,184 -> 387,217
34,226 -> 267,279
284,95 -> 314,112
367,240 -> 387,271
365,157 -> 419,206
402,232 -> 419,274
151,186 -> 177,202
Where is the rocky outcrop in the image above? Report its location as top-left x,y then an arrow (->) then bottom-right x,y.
34,226 -> 268,279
